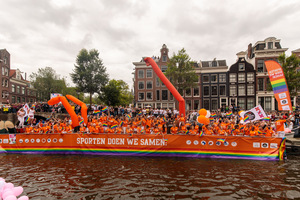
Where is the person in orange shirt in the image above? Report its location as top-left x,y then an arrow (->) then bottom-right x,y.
25,126 -> 33,134
249,126 -> 257,137
276,118 -> 286,138
170,123 -> 178,135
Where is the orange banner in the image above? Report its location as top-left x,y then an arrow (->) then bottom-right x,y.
265,60 -> 292,111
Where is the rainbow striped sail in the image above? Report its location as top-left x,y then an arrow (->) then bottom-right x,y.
271,78 -> 288,94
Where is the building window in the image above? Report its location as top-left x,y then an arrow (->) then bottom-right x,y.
211,74 -> 217,83
230,85 -> 237,96
238,85 -> 245,96
258,78 -> 264,91
211,99 -> 218,111
185,88 -> 191,96
162,90 -> 168,100
146,69 -> 152,78
138,81 -> 144,90
212,60 -> 217,67
247,98 -> 254,109
247,73 -> 254,82
258,97 -> 272,111
247,85 -> 254,95
219,74 -> 226,82
193,87 -> 199,96
170,93 -> 174,100
219,85 -> 226,96
146,81 -> 153,89
12,85 -> 15,93
17,97 -> 20,103
156,77 -> 160,87
211,85 -> 218,96
22,87 -> 25,95
238,73 -> 245,83
146,92 -> 153,100
2,79 -> 8,87
1,67 -> 4,76
221,98 -> 227,107
239,63 -> 245,71
17,86 -> 20,94
194,100 -> 200,110
257,60 -> 264,72
229,74 -> 236,82
203,86 -> 209,96
238,98 -> 245,110
12,96 -> 15,103
203,75 -> 209,83
186,100 -> 191,111
162,55 -> 167,62
4,68 -> 8,76
203,99 -> 210,110
156,90 -> 160,100
268,42 -> 273,49
22,97 -> 25,103
138,70 -> 144,78
162,103 -> 168,109
265,97 -> 272,111
161,66 -> 168,72
138,93 -> 144,101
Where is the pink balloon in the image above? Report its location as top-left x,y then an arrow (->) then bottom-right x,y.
2,191 -> 14,199
17,196 -> 29,200
12,187 -> 23,197
4,195 -> 17,200
4,183 -> 14,190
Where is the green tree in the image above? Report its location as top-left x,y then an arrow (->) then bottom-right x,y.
278,53 -> 300,97
164,48 -> 198,93
100,79 -> 133,106
30,67 -> 67,101
70,49 -> 109,105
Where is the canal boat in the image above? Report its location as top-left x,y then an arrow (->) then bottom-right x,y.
0,133 -> 286,161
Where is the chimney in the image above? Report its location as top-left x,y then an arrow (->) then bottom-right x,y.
247,43 -> 252,59
25,72 -> 27,80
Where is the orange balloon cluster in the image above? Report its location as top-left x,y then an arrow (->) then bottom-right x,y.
197,109 -> 210,125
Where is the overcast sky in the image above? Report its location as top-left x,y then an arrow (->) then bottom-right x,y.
1,0 -> 300,88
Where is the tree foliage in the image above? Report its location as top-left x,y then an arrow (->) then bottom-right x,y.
100,79 -> 133,106
70,48 -> 109,105
164,48 -> 198,93
278,53 -> 300,97
30,67 -> 68,101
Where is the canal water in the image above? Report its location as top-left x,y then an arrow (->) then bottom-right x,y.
0,154 -> 300,200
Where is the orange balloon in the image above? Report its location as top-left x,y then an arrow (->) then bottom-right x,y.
197,115 -> 209,125
198,109 -> 207,116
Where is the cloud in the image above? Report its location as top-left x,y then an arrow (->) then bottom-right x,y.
0,0 -> 299,89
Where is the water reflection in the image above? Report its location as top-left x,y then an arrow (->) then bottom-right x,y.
0,154 -> 300,199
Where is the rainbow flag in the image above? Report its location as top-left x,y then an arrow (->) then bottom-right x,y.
102,107 -> 108,112
240,126 -> 244,130
199,131 -> 204,136
217,138 -> 225,143
163,117 -> 167,122
32,105 -> 36,109
211,113 -> 216,117
129,133 -> 133,137
185,130 -> 189,135
271,78 -> 288,94
244,116 -> 250,122
262,117 -> 270,121
231,129 -> 235,134
137,112 -> 142,116
120,121 -> 124,127
226,112 -> 232,117
79,120 -> 84,124
111,125 -> 117,129
209,117 -> 214,122
94,110 -> 100,114
126,114 -> 131,119
102,123 -> 108,127
25,117 -> 30,122
164,139 -> 168,142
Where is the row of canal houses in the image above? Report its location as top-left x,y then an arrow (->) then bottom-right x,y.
133,37 -> 299,112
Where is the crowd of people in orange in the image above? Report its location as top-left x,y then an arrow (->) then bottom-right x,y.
21,110 -> 289,138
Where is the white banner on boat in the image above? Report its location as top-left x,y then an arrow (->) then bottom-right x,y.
241,105 -> 267,123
